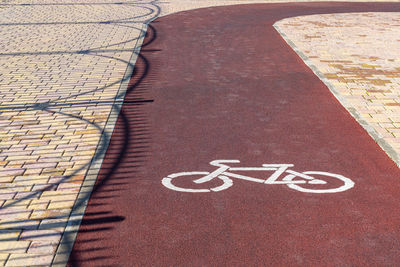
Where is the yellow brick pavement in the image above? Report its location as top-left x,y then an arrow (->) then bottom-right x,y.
0,0 -> 158,265
275,12 -> 400,165
1,0 -> 400,266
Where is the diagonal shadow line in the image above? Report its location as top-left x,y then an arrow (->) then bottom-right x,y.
2,1 -> 400,264
107,3 -> 159,22
0,215 -> 123,242
0,51 -> 151,263
0,23 -> 157,110
108,2 -> 159,20
0,1 -> 156,6
63,17 -> 158,266
0,14 -> 157,120
0,37 -> 153,213
0,27 -> 145,54
0,0 -> 160,264
65,2 -> 400,265
0,20 -> 146,26
85,34 -> 146,51
65,24 -> 155,265
66,105 -> 130,267
0,107 -> 109,210
62,32 -> 155,267
141,23 -> 157,47
0,1 -> 160,26
0,44 -> 144,57
0,25 -> 158,113
1,84 -> 152,209
0,53 -> 138,110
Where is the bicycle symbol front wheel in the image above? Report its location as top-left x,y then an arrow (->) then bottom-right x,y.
162,171 -> 233,193
283,171 -> 354,193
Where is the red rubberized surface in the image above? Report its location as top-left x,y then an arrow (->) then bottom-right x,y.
69,2 -> 400,266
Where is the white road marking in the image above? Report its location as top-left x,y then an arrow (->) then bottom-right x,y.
161,160 -> 355,194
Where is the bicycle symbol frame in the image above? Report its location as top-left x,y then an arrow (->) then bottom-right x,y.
161,160 -> 355,193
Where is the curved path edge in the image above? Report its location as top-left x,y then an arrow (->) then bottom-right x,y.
69,3 -> 397,266
51,24 -> 149,267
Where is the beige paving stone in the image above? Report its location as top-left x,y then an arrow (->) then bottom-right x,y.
27,241 -> 58,254
0,241 -> 30,254
0,209 -> 32,220
0,175 -> 14,183
40,192 -> 78,201
6,253 -> 54,267
0,169 -> 25,177
48,200 -> 76,209
13,191 -> 40,200
0,230 -> 21,241
20,229 -> 62,243
3,200 -> 32,209
39,218 -> 68,232
0,219 -> 40,231
28,200 -> 50,210
30,209 -> 71,220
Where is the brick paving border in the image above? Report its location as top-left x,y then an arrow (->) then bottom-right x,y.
51,24 -> 148,266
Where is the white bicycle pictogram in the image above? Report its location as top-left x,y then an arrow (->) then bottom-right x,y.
161,160 -> 355,193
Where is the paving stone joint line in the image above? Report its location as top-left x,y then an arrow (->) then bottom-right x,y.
52,23 -> 149,266
2,1 -> 400,266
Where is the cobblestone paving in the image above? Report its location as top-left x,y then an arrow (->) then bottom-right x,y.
2,0 -> 289,265
0,1 -> 158,265
1,0 -> 400,265
275,13 -> 400,164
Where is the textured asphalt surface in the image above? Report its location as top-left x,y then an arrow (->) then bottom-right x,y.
69,2 -> 400,266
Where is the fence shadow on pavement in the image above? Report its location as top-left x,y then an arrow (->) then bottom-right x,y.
67,48 -> 156,265
0,1 -> 159,265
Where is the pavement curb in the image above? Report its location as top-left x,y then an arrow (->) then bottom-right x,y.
273,21 -> 400,167
51,23 -> 149,267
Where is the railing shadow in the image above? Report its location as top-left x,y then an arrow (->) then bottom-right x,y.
3,0 -> 400,266
67,51 -> 154,266
0,0 -> 159,265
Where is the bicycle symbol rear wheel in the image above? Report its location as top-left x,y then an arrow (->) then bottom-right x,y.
283,171 -> 354,193
162,171 -> 233,193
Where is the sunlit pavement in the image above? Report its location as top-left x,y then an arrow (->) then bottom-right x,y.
1,0 -> 400,266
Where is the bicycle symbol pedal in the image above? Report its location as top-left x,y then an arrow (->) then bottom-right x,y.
161,160 -> 354,194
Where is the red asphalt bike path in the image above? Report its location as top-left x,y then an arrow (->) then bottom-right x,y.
69,2 -> 400,266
